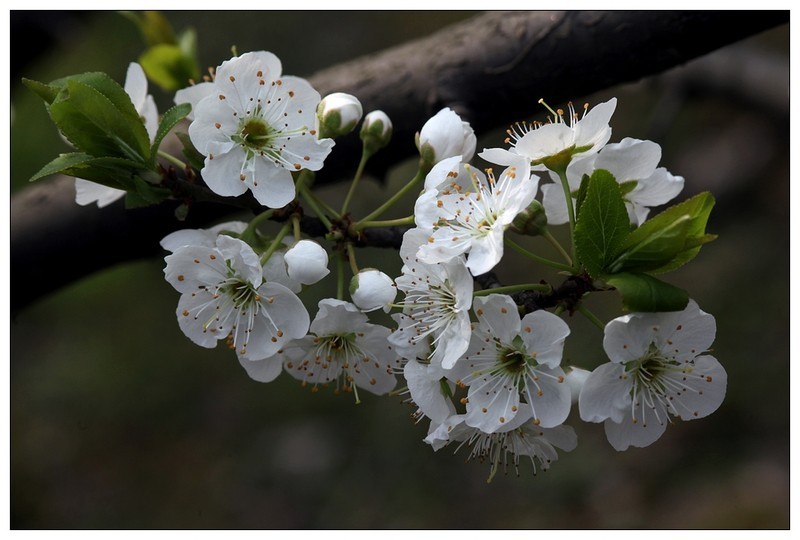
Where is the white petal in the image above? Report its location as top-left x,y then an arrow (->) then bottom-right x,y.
629,167 -> 684,207
176,290 -> 232,348
602,313 -> 653,364
214,51 -> 283,116
215,235 -> 263,287
540,183 -> 571,225
434,309 -> 472,369
174,81 -> 215,120
163,245 -> 228,293
473,294 -> 520,345
574,97 -> 616,151
404,359 -> 455,423
595,137 -> 661,181
515,123 -> 574,161
465,372 -> 522,434
123,62 -> 148,111
262,250 -> 302,293
74,179 -> 125,208
519,310 -> 570,369
238,356 -> 283,383
351,326 -> 399,395
465,226 -> 504,276
664,355 -> 727,421
479,147 -> 522,167
248,158 -> 296,209
201,148 -> 250,198
603,406 -> 667,451
578,362 -> 632,424
523,365 -> 571,428
310,299 -> 368,336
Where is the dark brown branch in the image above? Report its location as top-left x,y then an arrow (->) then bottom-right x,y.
11,10 -> 788,312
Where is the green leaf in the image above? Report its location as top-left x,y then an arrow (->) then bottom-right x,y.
124,175 -> 172,209
573,173 -> 590,221
139,44 -> 199,92
150,103 -> 192,165
176,132 -> 206,171
30,152 -> 95,182
606,272 -> 689,312
574,169 -> 631,278
22,78 -> 59,104
48,78 -> 151,161
609,192 -> 716,274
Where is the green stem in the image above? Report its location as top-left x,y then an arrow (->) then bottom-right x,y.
259,222 -> 292,265
341,152 -> 370,215
355,166 -> 427,226
345,243 -> 360,275
157,149 -> 188,170
578,304 -> 605,331
305,188 -> 341,219
292,214 -> 301,242
554,167 -> 579,270
543,229 -> 573,267
298,184 -> 333,231
474,283 -> 552,297
505,237 -> 575,273
239,209 -> 275,246
336,254 -> 346,300
355,215 -> 415,231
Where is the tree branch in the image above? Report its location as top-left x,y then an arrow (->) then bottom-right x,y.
11,10 -> 788,312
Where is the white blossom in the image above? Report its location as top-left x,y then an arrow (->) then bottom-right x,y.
389,228 -> 473,369
481,97 -> 617,170
414,155 -> 537,275
187,51 -> 334,208
579,300 -> 727,451
417,107 -> 476,165
541,137 -> 684,226
75,62 -> 158,208
163,234 -> 310,362
425,411 -> 577,481
446,294 -> 571,433
283,299 -> 400,396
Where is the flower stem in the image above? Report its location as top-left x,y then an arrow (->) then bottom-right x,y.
259,221 -> 292,266
341,151 -> 370,215
554,167 -> 579,270
345,242 -> 360,275
578,303 -> 605,331
292,214 -> 301,242
336,254 -> 346,300
474,283 -> 552,297
305,188 -> 341,219
504,237 -> 574,273
298,184 -> 333,231
355,215 -> 415,231
157,150 -> 188,170
355,165 -> 427,226
543,229 -> 573,266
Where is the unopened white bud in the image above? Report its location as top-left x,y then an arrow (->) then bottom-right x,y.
284,240 -> 330,285
316,92 -> 363,139
349,268 -> 396,312
360,110 -> 393,155
416,107 -> 476,166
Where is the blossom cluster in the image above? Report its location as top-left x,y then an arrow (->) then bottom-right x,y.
64,49 -> 725,481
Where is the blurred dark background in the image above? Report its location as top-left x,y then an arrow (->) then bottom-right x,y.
9,11 -> 789,529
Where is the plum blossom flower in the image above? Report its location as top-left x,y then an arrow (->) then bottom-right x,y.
283,299 -> 400,397
446,294 -> 571,433
187,51 -> 334,208
163,234 -> 310,362
389,229 -> 473,369
541,137 -> 684,226
417,107 -> 476,165
579,300 -> 727,451
75,62 -> 158,208
414,154 -> 537,276
481,98 -> 616,171
425,411 -> 577,481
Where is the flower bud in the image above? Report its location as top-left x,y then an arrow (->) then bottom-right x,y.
510,199 -> 548,236
349,269 -> 396,312
284,239 -> 330,285
565,366 -> 592,404
360,110 -> 392,155
416,107 -> 476,166
316,92 -> 363,139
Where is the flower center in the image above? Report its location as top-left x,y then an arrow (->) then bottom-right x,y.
237,116 -> 275,152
